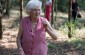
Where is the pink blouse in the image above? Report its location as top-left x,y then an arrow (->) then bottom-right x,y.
21,16 -> 48,55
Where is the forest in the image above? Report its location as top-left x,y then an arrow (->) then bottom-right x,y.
0,0 -> 85,55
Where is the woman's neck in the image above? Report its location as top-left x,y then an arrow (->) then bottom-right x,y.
30,17 -> 38,23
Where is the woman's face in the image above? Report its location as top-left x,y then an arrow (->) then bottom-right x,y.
29,7 -> 41,18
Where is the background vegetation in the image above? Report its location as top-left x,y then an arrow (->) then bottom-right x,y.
11,0 -> 85,12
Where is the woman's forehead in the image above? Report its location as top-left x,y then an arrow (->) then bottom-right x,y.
31,7 -> 40,10
31,6 -> 41,9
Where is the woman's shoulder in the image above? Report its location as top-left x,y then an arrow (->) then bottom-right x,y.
22,16 -> 29,20
40,17 -> 47,21
40,17 -> 49,24
21,16 -> 29,21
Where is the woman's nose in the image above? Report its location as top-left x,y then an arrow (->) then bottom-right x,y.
36,10 -> 40,13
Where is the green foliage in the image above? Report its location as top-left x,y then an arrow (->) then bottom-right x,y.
10,0 -> 85,12
59,20 -> 80,37
78,0 -> 85,10
11,0 -> 20,6
57,0 -> 85,12
57,0 -> 68,12
68,37 -> 85,50
11,0 -> 30,7
48,44 -> 56,49
48,39 -> 85,54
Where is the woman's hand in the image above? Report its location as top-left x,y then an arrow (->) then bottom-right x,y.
19,48 -> 25,55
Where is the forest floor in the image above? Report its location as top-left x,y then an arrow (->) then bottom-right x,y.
0,10 -> 85,55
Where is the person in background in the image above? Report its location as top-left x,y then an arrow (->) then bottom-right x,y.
16,0 -> 61,55
45,0 -> 52,22
72,0 -> 80,21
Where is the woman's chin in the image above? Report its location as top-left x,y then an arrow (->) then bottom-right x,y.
35,16 -> 40,18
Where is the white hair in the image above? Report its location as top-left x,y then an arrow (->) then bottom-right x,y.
25,0 -> 42,14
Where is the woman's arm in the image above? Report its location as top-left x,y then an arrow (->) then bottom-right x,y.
16,23 -> 25,55
46,26 -> 58,40
17,25 -> 22,49
42,19 -> 58,40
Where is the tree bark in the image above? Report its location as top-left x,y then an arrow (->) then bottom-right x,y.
51,0 -> 55,25
0,1 -> 3,39
5,0 -> 10,17
68,0 -> 72,38
20,0 -> 23,20
55,0 -> 57,21
0,15 -> 2,39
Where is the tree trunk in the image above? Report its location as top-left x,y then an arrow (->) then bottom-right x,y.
68,0 -> 72,38
42,0 -> 45,8
42,0 -> 46,16
0,1 -> 3,39
51,0 -> 55,25
0,16 -> 2,39
55,0 -> 57,21
5,0 -> 10,17
20,0 -> 23,20
53,0 -> 57,29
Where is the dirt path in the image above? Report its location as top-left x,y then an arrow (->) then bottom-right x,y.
0,30 -> 85,55
0,28 -> 69,55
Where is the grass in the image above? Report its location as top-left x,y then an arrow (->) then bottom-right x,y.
67,37 -> 85,50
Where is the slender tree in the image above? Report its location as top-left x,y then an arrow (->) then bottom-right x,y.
0,16 -> 2,39
54,0 -> 57,21
68,0 -> 72,38
20,0 -> 23,20
51,0 -> 55,25
54,0 -> 57,28
0,1 -> 3,39
5,0 -> 11,17
42,0 -> 45,9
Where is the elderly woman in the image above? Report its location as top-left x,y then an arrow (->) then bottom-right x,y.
17,0 -> 58,55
